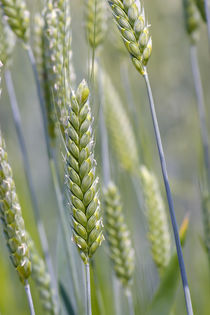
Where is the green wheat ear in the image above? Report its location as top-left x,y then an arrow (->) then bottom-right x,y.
65,80 -> 104,264
0,132 -> 31,284
195,0 -> 206,21
0,8 -> 16,66
139,165 -> 171,276
33,13 -> 56,141
85,0 -> 107,48
183,0 -> 201,43
103,70 -> 139,173
26,233 -> 58,315
0,0 -> 30,42
107,0 -> 152,75
104,182 -> 135,287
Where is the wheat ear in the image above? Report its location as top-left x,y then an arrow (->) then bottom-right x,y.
0,0 -> 30,41
139,166 -> 171,275
33,13 -> 56,141
85,0 -> 107,49
0,9 -> 15,66
104,182 -> 135,286
0,132 -> 35,315
107,0 -> 152,75
65,80 -> 104,315
183,0 -> 201,43
107,1 -> 193,313
104,182 -> 135,315
44,0 -> 75,132
26,233 -> 58,315
103,71 -> 139,173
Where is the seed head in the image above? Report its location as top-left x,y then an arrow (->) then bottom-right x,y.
107,0 -> 152,75
0,0 -> 30,42
183,0 -> 201,43
104,182 -> 135,286
0,132 -> 31,283
65,80 -> 104,264
139,166 -> 171,275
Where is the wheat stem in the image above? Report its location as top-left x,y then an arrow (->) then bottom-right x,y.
4,68 -> 57,292
85,263 -> 92,315
126,290 -> 135,315
24,281 -> 35,315
190,45 -> 210,184
143,70 -> 193,315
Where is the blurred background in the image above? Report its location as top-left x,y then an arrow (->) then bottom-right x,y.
0,0 -> 210,314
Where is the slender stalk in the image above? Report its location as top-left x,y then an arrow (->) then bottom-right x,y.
85,263 -> 92,315
143,70 -> 194,315
26,45 -> 81,311
4,68 -> 56,291
204,0 -> 210,45
113,276 -> 121,315
126,289 -> 135,315
24,281 -> 35,315
190,45 -> 210,184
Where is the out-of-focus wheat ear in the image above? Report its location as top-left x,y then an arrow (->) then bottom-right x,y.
33,13 -> 56,141
195,0 -> 206,21
44,0 -> 74,133
104,182 -> 135,286
0,8 -> 16,67
26,233 -> 58,315
106,0 -> 152,75
0,0 -> 30,41
85,0 -> 107,49
183,0 -> 201,43
139,165 -> 171,276
0,132 -> 31,284
103,70 -> 139,174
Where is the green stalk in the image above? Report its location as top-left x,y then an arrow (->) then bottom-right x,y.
143,70 -> 193,315
85,263 -> 92,315
4,68 -> 56,291
24,281 -> 35,315
190,45 -> 210,184
126,290 -> 135,315
26,45 -> 81,311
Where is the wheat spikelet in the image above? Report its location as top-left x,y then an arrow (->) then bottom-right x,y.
139,165 -> 171,275
26,233 -> 58,315
104,182 -> 135,286
0,132 -> 31,283
195,0 -> 206,21
183,0 -> 201,43
0,0 -> 30,42
103,70 -> 139,173
106,0 -> 152,75
65,80 -> 104,264
85,0 -> 107,48
0,9 -> 16,66
33,13 -> 56,141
